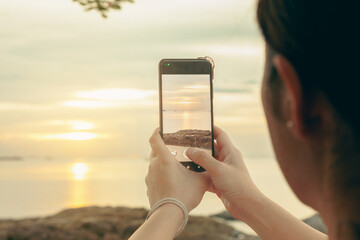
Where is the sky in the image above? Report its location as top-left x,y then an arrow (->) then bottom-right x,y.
0,0 -> 273,159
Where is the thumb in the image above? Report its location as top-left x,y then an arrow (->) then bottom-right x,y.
186,148 -> 221,176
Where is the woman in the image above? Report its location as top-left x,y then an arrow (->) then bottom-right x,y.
130,0 -> 360,239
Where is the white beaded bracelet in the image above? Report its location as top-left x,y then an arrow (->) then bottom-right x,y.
146,198 -> 189,237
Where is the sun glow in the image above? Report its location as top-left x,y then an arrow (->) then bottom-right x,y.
63,100 -> 116,109
61,132 -> 97,140
71,121 -> 94,131
72,163 -> 88,181
48,120 -> 95,130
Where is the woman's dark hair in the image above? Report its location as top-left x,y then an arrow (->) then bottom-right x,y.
257,0 -> 360,132
257,0 -> 360,238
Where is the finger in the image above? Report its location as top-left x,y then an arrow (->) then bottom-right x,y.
213,126 -> 234,150
214,141 -> 221,160
213,126 -> 236,157
214,139 -> 221,151
206,182 -> 216,193
148,152 -> 159,171
205,182 -> 221,198
145,174 -> 149,186
186,148 -> 222,176
150,150 -> 156,159
149,128 -> 169,157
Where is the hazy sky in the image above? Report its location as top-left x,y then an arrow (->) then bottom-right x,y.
0,0 -> 273,159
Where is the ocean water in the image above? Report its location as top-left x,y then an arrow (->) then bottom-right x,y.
0,157 -> 314,222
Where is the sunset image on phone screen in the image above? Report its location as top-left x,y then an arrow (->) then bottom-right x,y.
162,74 -> 212,162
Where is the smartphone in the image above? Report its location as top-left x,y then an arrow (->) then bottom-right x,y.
159,58 -> 215,172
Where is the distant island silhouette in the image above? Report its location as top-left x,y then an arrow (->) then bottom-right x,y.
0,156 -> 23,161
163,129 -> 212,149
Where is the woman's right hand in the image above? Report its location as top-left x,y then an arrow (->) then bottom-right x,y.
186,126 -> 262,221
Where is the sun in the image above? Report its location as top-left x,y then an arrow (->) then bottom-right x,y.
72,163 -> 88,181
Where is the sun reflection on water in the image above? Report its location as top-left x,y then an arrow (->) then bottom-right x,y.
69,162 -> 89,208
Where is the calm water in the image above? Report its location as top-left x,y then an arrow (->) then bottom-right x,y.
0,157 -> 314,222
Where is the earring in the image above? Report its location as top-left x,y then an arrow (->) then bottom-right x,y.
286,120 -> 294,129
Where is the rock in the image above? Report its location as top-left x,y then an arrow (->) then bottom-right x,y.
0,206 -> 258,240
211,211 -> 237,221
213,210 -> 327,235
163,129 -> 212,149
302,213 -> 327,233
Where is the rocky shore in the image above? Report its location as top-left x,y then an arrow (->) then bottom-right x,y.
0,206 -> 325,240
163,129 -> 212,149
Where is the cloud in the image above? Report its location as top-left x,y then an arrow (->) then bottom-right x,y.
63,88 -> 157,109
76,88 -> 156,101
214,87 -> 252,93
47,120 -> 95,131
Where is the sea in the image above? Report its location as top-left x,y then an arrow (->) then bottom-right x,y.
0,157 -> 315,234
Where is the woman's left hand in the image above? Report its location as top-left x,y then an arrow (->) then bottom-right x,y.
146,128 -> 210,212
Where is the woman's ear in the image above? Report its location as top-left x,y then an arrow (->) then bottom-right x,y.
272,55 -> 307,140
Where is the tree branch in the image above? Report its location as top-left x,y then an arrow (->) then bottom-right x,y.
73,0 -> 134,18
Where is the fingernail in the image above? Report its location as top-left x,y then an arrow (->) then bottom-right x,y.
186,148 -> 197,156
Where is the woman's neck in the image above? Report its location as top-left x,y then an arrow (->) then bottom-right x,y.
319,176 -> 360,240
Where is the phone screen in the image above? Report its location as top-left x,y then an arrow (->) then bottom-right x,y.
159,59 -> 214,172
